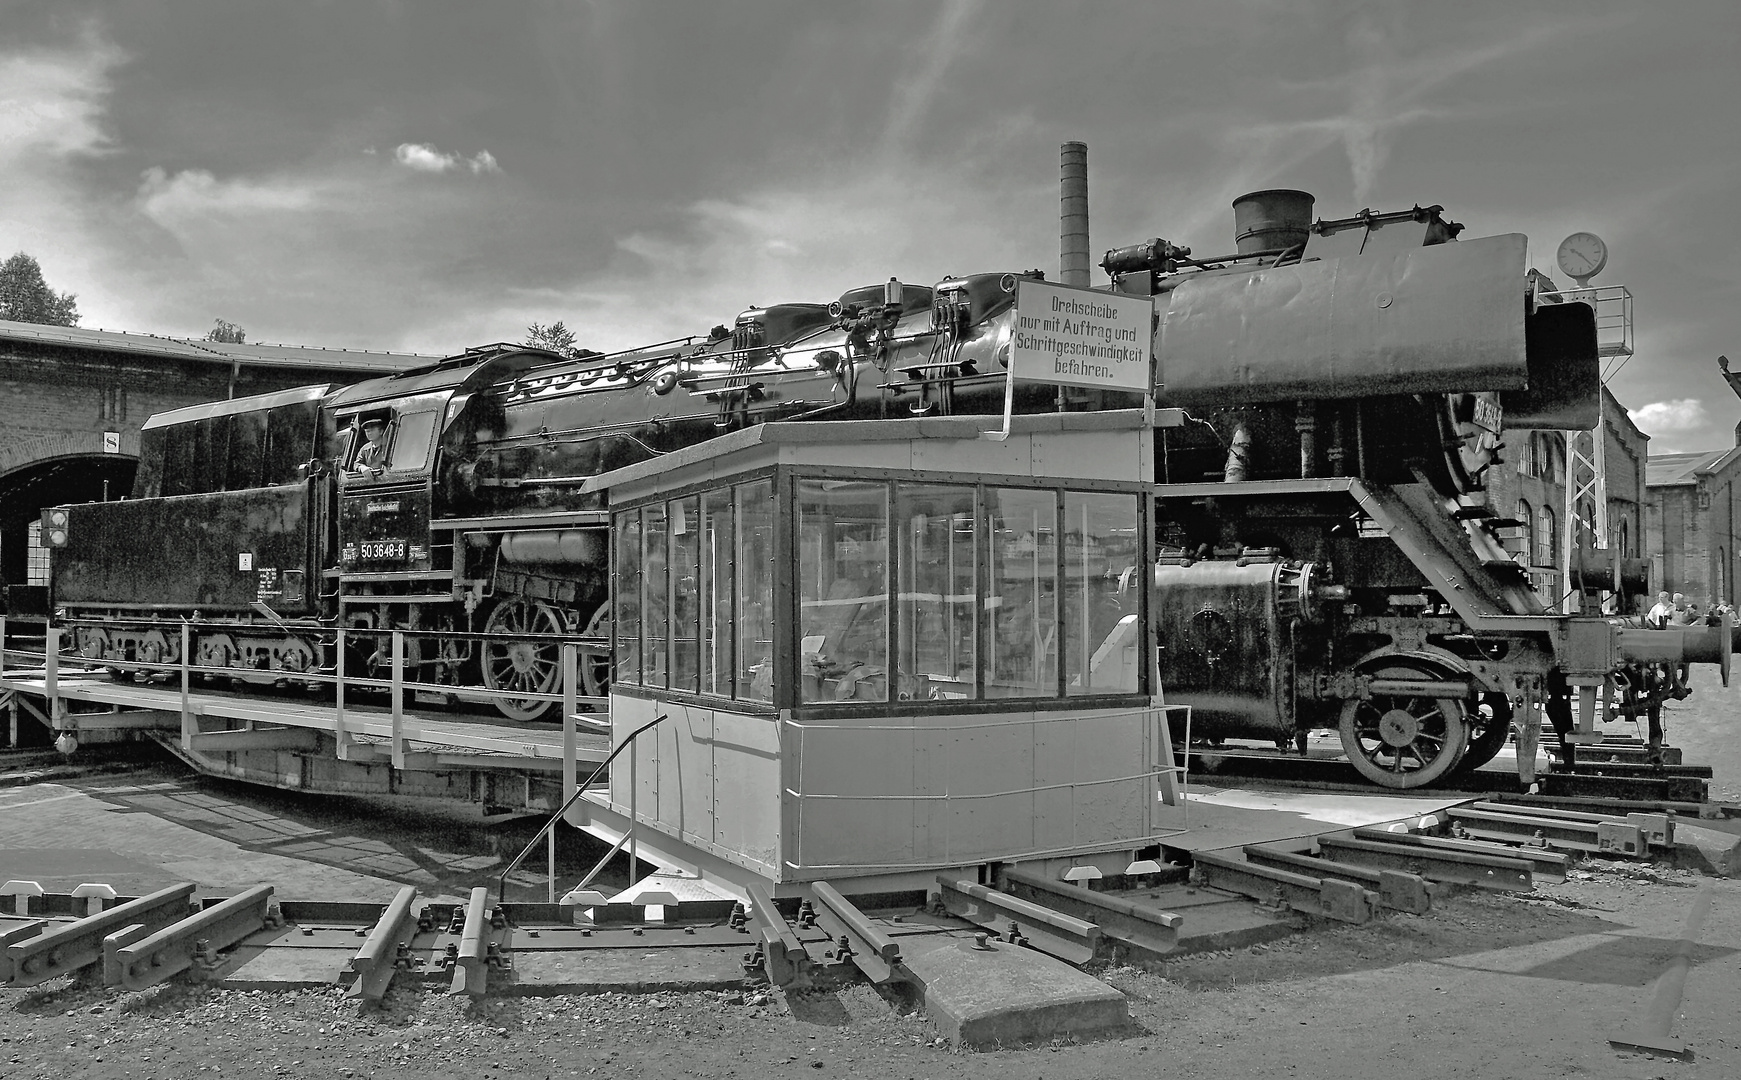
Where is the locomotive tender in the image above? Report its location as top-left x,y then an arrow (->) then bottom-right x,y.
44,184 -> 1728,790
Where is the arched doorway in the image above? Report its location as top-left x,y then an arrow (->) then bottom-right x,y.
1,454 -> 137,614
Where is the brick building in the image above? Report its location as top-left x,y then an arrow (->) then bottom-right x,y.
0,319 -> 432,610
1645,445 -> 1741,608
1485,386 -> 1649,605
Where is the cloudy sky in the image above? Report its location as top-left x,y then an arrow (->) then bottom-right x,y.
3,1 -> 1738,450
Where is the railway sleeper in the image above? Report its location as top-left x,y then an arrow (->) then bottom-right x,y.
1538,771 -> 1708,805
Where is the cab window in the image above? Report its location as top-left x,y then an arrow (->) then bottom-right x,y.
388,410 -> 439,471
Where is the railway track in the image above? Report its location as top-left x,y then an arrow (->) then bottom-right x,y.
1179,737 -> 1738,818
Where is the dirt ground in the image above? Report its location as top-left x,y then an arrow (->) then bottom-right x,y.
3,667 -> 1737,1079
3,863 -> 1736,1080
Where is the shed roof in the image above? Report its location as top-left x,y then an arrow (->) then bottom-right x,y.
1645,448 -> 1741,487
0,319 -> 435,373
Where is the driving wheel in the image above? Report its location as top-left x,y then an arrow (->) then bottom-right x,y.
481,597 -> 564,722
1338,662 -> 1469,789
1455,691 -> 1513,774
578,602 -> 613,699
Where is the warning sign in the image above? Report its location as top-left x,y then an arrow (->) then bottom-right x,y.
1009,279 -> 1153,393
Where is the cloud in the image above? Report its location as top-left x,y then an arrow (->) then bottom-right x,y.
882,0 -> 985,151
0,25 -> 120,164
439,153 -> 1046,356
137,167 -> 322,218
0,26 -> 130,320
1214,14 -> 1594,213
393,142 -> 502,174
1629,398 -> 1709,434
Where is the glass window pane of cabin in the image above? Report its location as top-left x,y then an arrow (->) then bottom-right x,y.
614,510 -> 642,685
797,479 -> 889,704
700,489 -> 733,696
389,410 -> 439,471
896,484 -> 977,700
985,488 -> 1058,698
1062,492 -> 1140,696
641,502 -> 669,688
735,480 -> 775,702
669,495 -> 701,692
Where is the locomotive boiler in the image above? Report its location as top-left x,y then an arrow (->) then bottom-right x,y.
42,182 -> 1727,788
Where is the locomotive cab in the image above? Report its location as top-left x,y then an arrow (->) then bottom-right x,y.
335,394 -> 450,574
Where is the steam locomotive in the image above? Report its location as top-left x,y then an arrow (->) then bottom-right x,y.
44,187 -> 1720,787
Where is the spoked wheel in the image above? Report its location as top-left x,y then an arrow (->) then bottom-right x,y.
1338,662 -> 1469,789
1456,691 -> 1514,774
481,597 -> 565,723
578,603 -> 613,700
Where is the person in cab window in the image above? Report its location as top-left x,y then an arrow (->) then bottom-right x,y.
353,418 -> 390,476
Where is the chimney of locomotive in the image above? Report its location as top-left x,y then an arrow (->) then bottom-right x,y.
1060,141 -> 1090,287
1231,189 -> 1314,255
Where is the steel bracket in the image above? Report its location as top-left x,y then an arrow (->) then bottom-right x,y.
934,876 -> 1101,965
1596,820 -> 1646,856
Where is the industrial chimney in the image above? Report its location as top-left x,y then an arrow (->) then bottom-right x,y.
1060,142 -> 1090,287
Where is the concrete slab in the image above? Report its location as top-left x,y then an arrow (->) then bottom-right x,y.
505,946 -> 753,994
1102,883 -> 1296,954
0,847 -> 176,895
609,873 -> 741,905
897,931 -> 1128,1049
1158,784 -> 1469,854
217,944 -> 355,990
1671,823 -> 1741,877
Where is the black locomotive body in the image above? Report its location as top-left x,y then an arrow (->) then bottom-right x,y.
44,187 -> 1715,786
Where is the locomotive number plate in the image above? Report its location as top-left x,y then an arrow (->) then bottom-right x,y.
1472,396 -> 1502,433
359,539 -> 408,561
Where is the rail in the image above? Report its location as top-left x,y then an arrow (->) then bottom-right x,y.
496,711 -> 667,904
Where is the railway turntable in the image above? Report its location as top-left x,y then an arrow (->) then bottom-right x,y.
9,149 -> 1741,1047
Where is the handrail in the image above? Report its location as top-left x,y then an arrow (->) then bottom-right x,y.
496,712 -> 667,904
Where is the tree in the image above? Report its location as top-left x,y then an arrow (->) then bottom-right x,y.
524,320 -> 579,357
205,319 -> 247,344
0,252 -> 79,326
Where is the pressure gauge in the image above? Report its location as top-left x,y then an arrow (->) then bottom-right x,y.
1555,232 -> 1608,283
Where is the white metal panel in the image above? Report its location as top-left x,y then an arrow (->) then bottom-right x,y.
708,710 -> 783,871
780,706 -> 1164,877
